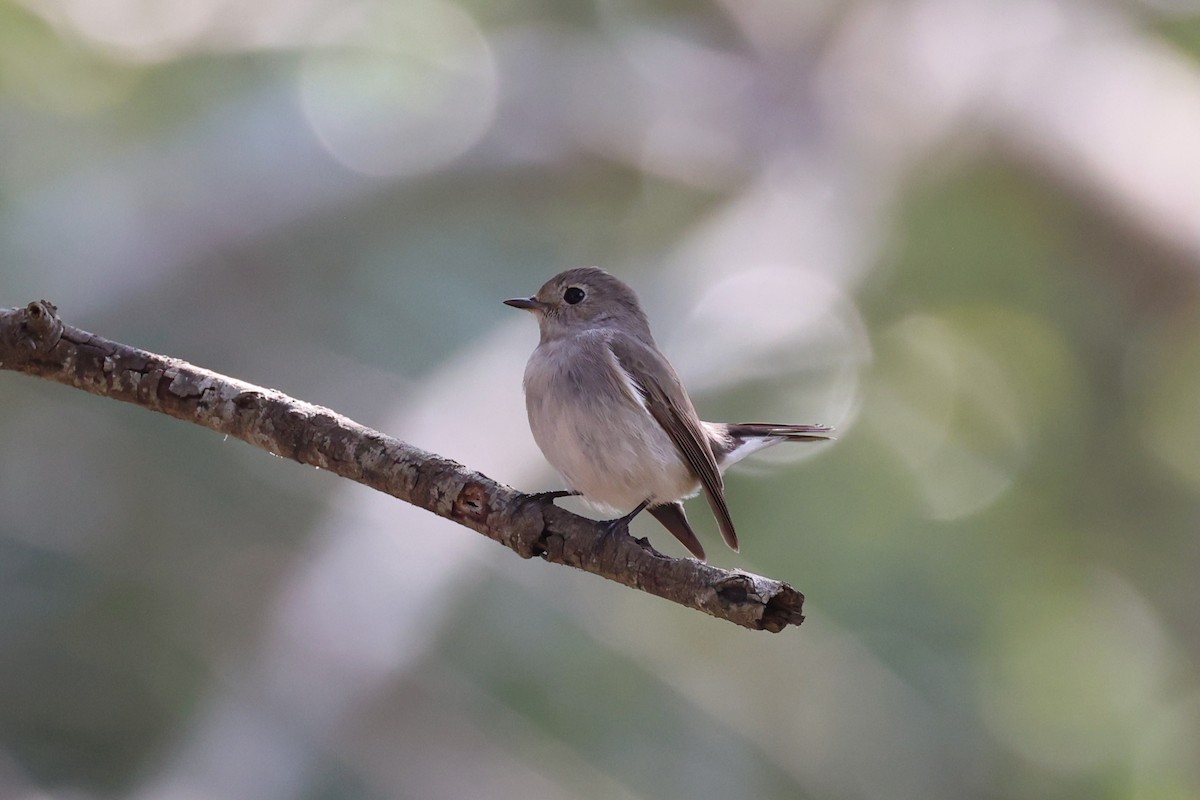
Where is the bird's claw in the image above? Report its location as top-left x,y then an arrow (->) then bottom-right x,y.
521,489 -> 579,506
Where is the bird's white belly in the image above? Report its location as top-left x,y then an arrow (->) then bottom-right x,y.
524,348 -> 697,513
535,408 -> 698,512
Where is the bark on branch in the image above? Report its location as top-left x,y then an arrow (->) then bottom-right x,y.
0,300 -> 804,632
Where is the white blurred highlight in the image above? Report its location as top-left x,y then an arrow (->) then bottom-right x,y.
665,267 -> 867,469
870,314 -> 1026,521
654,160 -> 877,446
21,0 -> 342,61
35,0 -> 213,62
298,0 -> 498,178
674,267 -> 868,388
995,34 -> 1200,260
823,0 -> 1200,267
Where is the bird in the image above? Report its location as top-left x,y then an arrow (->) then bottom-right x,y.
505,266 -> 831,560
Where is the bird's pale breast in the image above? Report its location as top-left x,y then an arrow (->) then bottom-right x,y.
522,333 -> 698,512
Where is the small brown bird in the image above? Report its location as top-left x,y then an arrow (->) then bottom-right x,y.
506,267 -> 831,559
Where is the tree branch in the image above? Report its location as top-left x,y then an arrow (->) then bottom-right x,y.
0,300 -> 804,632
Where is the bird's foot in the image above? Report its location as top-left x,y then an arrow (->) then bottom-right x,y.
522,489 -> 580,507
596,500 -> 651,549
597,515 -> 630,539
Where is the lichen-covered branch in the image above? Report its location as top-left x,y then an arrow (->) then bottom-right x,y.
0,301 -> 804,632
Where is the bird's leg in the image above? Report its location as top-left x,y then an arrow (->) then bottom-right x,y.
523,489 -> 580,506
598,499 -> 651,543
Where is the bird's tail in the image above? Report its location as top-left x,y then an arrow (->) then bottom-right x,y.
726,422 -> 833,442
714,422 -> 833,469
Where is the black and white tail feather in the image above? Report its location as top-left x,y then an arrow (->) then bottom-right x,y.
650,422 -> 833,560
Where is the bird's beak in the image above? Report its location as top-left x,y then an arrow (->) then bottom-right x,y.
503,296 -> 542,311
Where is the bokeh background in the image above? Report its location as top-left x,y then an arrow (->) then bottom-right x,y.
3,0 -> 1200,798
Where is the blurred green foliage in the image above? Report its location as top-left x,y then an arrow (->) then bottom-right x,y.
2,0 -> 1200,798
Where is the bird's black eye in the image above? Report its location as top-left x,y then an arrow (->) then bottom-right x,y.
563,286 -> 585,305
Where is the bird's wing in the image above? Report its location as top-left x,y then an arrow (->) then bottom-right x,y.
608,333 -> 739,551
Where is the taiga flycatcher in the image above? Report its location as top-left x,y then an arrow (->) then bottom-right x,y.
506,266 -> 830,560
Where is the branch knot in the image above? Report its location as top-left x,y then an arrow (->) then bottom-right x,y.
20,300 -> 63,353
